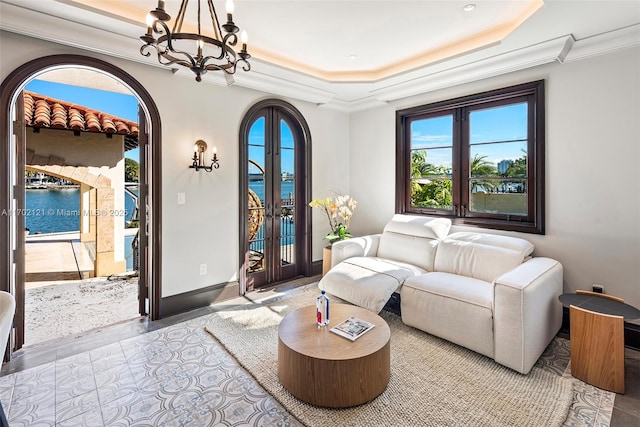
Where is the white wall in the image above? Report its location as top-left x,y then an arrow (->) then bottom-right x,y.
0,31 -> 349,297
349,47 -> 640,309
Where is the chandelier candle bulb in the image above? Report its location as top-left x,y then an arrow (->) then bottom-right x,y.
226,0 -> 234,15
241,31 -> 248,51
145,14 -> 153,35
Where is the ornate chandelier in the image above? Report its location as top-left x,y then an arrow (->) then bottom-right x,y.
140,0 -> 251,82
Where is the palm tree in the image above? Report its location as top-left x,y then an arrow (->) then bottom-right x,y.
470,154 -> 498,193
410,150 -> 452,208
470,154 -> 496,177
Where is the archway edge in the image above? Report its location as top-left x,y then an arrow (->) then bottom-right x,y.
0,54 -> 159,117
1,54 -> 162,321
241,98 -> 312,145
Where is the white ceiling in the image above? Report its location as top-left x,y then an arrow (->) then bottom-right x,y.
1,0 -> 639,111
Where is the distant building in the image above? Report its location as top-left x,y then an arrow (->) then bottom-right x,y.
498,159 -> 513,174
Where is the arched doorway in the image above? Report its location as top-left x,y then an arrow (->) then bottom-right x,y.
239,99 -> 312,292
0,55 -> 162,360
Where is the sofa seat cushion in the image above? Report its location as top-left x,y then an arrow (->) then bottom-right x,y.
401,272 -> 495,358
319,257 -> 426,313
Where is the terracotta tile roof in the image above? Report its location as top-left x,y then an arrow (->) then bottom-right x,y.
24,91 -> 139,151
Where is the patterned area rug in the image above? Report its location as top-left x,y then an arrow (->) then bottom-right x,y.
205,287 -> 574,427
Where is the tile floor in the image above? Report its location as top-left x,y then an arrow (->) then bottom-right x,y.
1,276 -> 639,426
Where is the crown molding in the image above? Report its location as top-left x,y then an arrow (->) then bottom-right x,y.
0,1 -> 160,71
367,35 -> 575,103
564,24 -> 640,63
233,65 -> 336,105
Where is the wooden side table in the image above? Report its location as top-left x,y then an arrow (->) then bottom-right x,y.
559,290 -> 640,394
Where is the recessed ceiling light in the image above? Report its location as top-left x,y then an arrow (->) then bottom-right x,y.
463,4 -> 476,12
348,54 -> 358,60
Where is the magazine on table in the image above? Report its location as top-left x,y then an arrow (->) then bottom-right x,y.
330,316 -> 375,341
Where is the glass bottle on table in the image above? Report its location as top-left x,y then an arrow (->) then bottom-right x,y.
316,290 -> 330,326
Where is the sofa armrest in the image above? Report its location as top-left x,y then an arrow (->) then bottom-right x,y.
331,234 -> 381,267
493,257 -> 563,374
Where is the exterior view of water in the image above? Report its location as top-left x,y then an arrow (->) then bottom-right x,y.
25,188 -> 137,234
248,179 -> 294,202
26,188 -> 138,271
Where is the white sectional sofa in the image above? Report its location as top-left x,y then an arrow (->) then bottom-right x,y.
318,214 -> 563,374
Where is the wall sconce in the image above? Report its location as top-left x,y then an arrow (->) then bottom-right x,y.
190,140 -> 219,172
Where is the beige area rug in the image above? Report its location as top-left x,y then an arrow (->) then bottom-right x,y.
205,286 -> 574,427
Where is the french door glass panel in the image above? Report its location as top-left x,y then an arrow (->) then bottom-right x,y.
280,119 -> 295,268
247,114 -> 298,286
248,117 -> 266,274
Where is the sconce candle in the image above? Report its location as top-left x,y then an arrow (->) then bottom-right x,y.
190,140 -> 220,172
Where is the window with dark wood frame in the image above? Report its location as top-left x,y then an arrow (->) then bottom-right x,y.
396,80 -> 545,234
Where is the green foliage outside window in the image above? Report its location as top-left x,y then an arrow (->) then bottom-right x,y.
411,150 -> 452,208
125,158 -> 139,182
504,154 -> 527,178
411,150 -> 528,210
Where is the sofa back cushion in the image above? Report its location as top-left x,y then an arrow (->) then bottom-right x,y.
447,231 -> 534,257
377,215 -> 451,271
434,239 -> 525,283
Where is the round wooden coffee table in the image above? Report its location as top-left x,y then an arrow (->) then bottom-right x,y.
277,303 -> 391,408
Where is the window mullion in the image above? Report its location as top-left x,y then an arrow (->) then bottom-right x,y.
453,107 -> 468,218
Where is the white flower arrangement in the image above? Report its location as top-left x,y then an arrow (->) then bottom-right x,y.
309,194 -> 357,244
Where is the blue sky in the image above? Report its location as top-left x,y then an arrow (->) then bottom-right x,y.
248,116 -> 295,175
411,102 -> 527,169
26,80 -> 140,160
